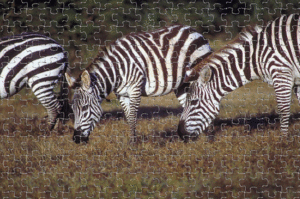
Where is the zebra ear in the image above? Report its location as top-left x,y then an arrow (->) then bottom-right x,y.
81,70 -> 91,91
183,68 -> 199,83
199,65 -> 212,83
65,73 -> 76,87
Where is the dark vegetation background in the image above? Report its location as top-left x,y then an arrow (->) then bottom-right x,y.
1,0 -> 300,75
1,0 -> 300,198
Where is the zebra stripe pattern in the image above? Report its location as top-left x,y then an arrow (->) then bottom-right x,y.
178,14 -> 300,139
0,33 -> 69,129
65,25 -> 212,143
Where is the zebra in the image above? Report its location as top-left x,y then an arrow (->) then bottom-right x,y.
178,14 -> 300,140
65,25 -> 212,143
0,33 -> 70,130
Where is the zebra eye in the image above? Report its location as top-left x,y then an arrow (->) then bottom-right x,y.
190,99 -> 198,106
83,112 -> 89,118
82,105 -> 89,112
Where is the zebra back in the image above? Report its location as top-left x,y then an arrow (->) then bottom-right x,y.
85,25 -> 212,98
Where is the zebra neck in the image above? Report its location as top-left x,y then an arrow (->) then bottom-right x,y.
210,47 -> 259,99
209,27 -> 266,98
88,60 -> 119,99
212,65 -> 256,101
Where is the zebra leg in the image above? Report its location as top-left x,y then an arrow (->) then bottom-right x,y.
175,82 -> 190,107
272,75 -> 293,135
31,85 -> 61,130
119,87 -> 142,142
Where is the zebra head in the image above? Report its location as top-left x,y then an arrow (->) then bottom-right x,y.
178,65 -> 220,141
65,70 -> 103,143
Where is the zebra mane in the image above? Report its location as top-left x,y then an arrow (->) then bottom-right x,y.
69,71 -> 99,90
82,45 -> 111,79
96,45 -> 110,61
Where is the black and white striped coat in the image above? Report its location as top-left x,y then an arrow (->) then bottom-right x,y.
178,14 -> 300,139
66,25 -> 212,143
0,33 -> 69,129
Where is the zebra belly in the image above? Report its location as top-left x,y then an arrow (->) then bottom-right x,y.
143,78 -> 182,97
142,63 -> 185,97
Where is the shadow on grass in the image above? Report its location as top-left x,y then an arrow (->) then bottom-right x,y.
0,114 -> 73,137
6,105 -> 299,143
94,106 -> 183,144
213,111 -> 280,132
100,106 -> 184,121
210,111 -> 300,138
131,128 -> 182,146
97,106 -> 300,142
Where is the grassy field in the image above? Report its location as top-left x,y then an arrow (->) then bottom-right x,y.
1,79 -> 300,198
1,37 -> 300,198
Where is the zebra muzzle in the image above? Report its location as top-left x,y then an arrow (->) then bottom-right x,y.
73,129 -> 90,144
177,120 -> 198,142
177,120 -> 189,140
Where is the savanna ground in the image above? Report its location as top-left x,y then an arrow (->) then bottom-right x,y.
1,40 -> 300,198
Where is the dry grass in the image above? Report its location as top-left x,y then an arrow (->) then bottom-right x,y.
1,35 -> 300,198
1,79 -> 300,198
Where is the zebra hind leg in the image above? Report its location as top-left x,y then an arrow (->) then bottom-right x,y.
32,87 -> 61,131
47,105 -> 61,130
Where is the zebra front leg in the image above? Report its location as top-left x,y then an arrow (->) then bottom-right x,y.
273,76 -> 293,135
119,88 -> 142,143
175,82 -> 190,107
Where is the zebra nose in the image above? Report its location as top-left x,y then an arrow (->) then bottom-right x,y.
178,121 -> 198,142
177,120 -> 189,141
73,129 -> 89,144
73,129 -> 81,144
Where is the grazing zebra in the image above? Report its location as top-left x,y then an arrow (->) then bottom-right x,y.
178,14 -> 300,140
65,25 -> 212,143
0,33 -> 70,129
